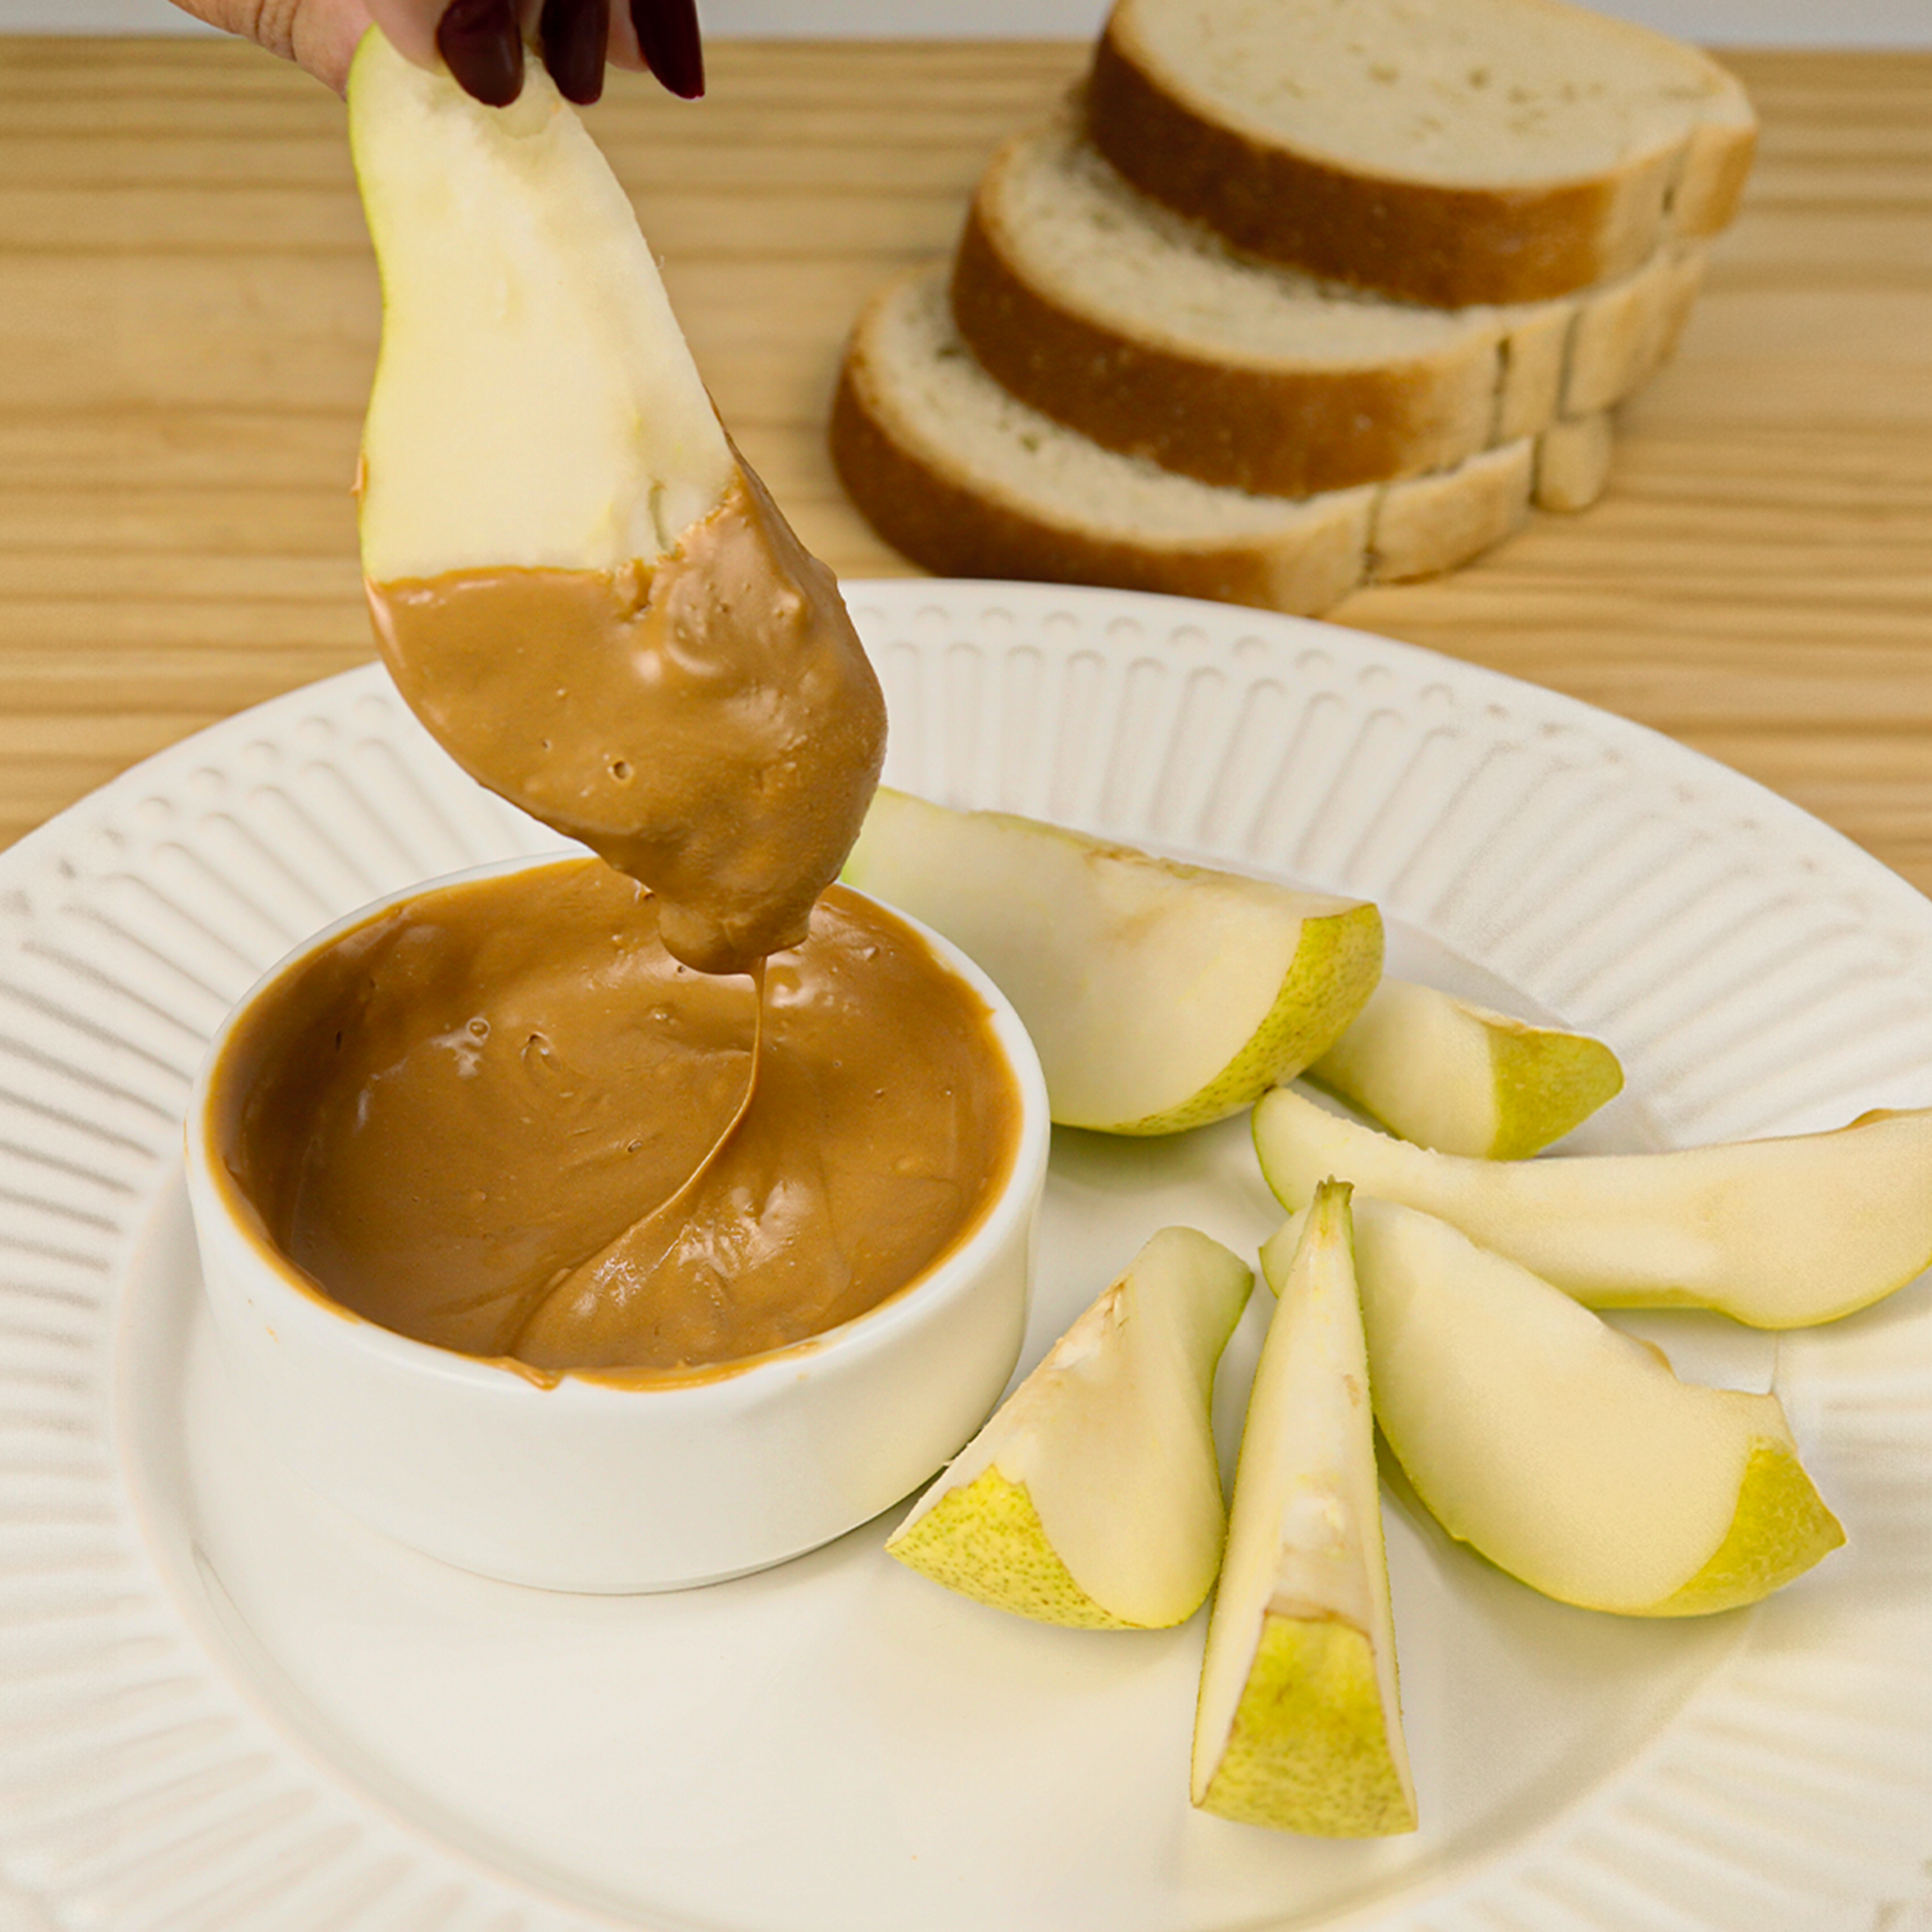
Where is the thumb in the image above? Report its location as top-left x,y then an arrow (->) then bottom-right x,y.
164,0 -> 376,94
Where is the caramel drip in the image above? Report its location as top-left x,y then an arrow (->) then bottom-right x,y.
365,463 -> 887,976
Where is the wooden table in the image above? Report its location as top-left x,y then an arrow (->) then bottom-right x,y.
3,39 -> 1928,894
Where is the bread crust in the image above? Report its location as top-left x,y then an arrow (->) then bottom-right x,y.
1534,412 -> 1614,513
952,131 -> 1702,497
1371,441 -> 1534,581
1673,114 -> 1759,239
829,342 -> 1371,617
827,273 -> 1604,616
1494,300 -> 1572,442
1563,247 -> 1705,415
951,176 -> 1499,496
1088,14 -> 1721,307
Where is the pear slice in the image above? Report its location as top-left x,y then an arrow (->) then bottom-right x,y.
1254,1085 -> 1932,1328
1193,1182 -> 1416,1836
1308,978 -> 1624,1158
886,1227 -> 1253,1628
841,788 -> 1381,1134
347,28 -> 884,971
351,26 -> 732,586
1262,1199 -> 1845,1616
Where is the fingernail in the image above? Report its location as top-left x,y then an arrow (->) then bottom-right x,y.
437,0 -> 525,107
629,0 -> 704,99
542,0 -> 609,105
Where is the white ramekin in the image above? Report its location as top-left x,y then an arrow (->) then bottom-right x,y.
184,856 -> 1049,1594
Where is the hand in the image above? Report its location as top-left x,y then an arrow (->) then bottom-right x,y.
167,0 -> 703,105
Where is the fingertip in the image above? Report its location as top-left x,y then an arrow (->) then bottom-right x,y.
436,0 -> 526,105
539,0 -> 609,103
628,0 -> 704,100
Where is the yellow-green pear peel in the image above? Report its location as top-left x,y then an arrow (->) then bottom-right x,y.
886,1227 -> 1253,1629
1198,1614 -> 1418,1835
886,1469 -> 1134,1629
1192,1183 -> 1417,1836
1640,1440 -> 1844,1618
1307,978 -> 1623,1159
1487,1020 -> 1625,1159
842,789 -> 1382,1135
1117,908 -> 1383,1135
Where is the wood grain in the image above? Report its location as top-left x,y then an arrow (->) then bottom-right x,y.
0,37 -> 1926,899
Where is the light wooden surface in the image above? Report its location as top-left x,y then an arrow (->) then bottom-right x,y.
2,39 -> 1928,893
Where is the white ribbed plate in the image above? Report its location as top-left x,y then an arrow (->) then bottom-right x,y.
4,582 -> 1929,1932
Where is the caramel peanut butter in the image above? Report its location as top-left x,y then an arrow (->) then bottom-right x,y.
366,463 -> 886,976
217,861 -> 1020,1380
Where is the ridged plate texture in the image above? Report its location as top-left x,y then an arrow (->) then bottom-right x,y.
0,583 -> 1926,1932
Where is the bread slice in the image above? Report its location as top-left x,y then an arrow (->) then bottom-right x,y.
954,115 -> 1704,496
1087,0 -> 1755,307
830,265 -> 1606,616
1533,411 -> 1614,514
1565,243 -> 1707,415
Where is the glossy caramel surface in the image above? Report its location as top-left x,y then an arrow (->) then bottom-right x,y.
368,466 -> 886,975
215,862 -> 1020,1377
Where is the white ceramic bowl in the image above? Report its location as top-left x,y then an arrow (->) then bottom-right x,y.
184,856 -> 1050,1594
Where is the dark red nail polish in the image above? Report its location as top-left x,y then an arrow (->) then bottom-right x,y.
437,0 -> 525,107
542,0 -> 609,105
629,0 -> 704,100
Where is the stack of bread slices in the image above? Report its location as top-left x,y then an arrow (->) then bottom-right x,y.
831,0 -> 1755,615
